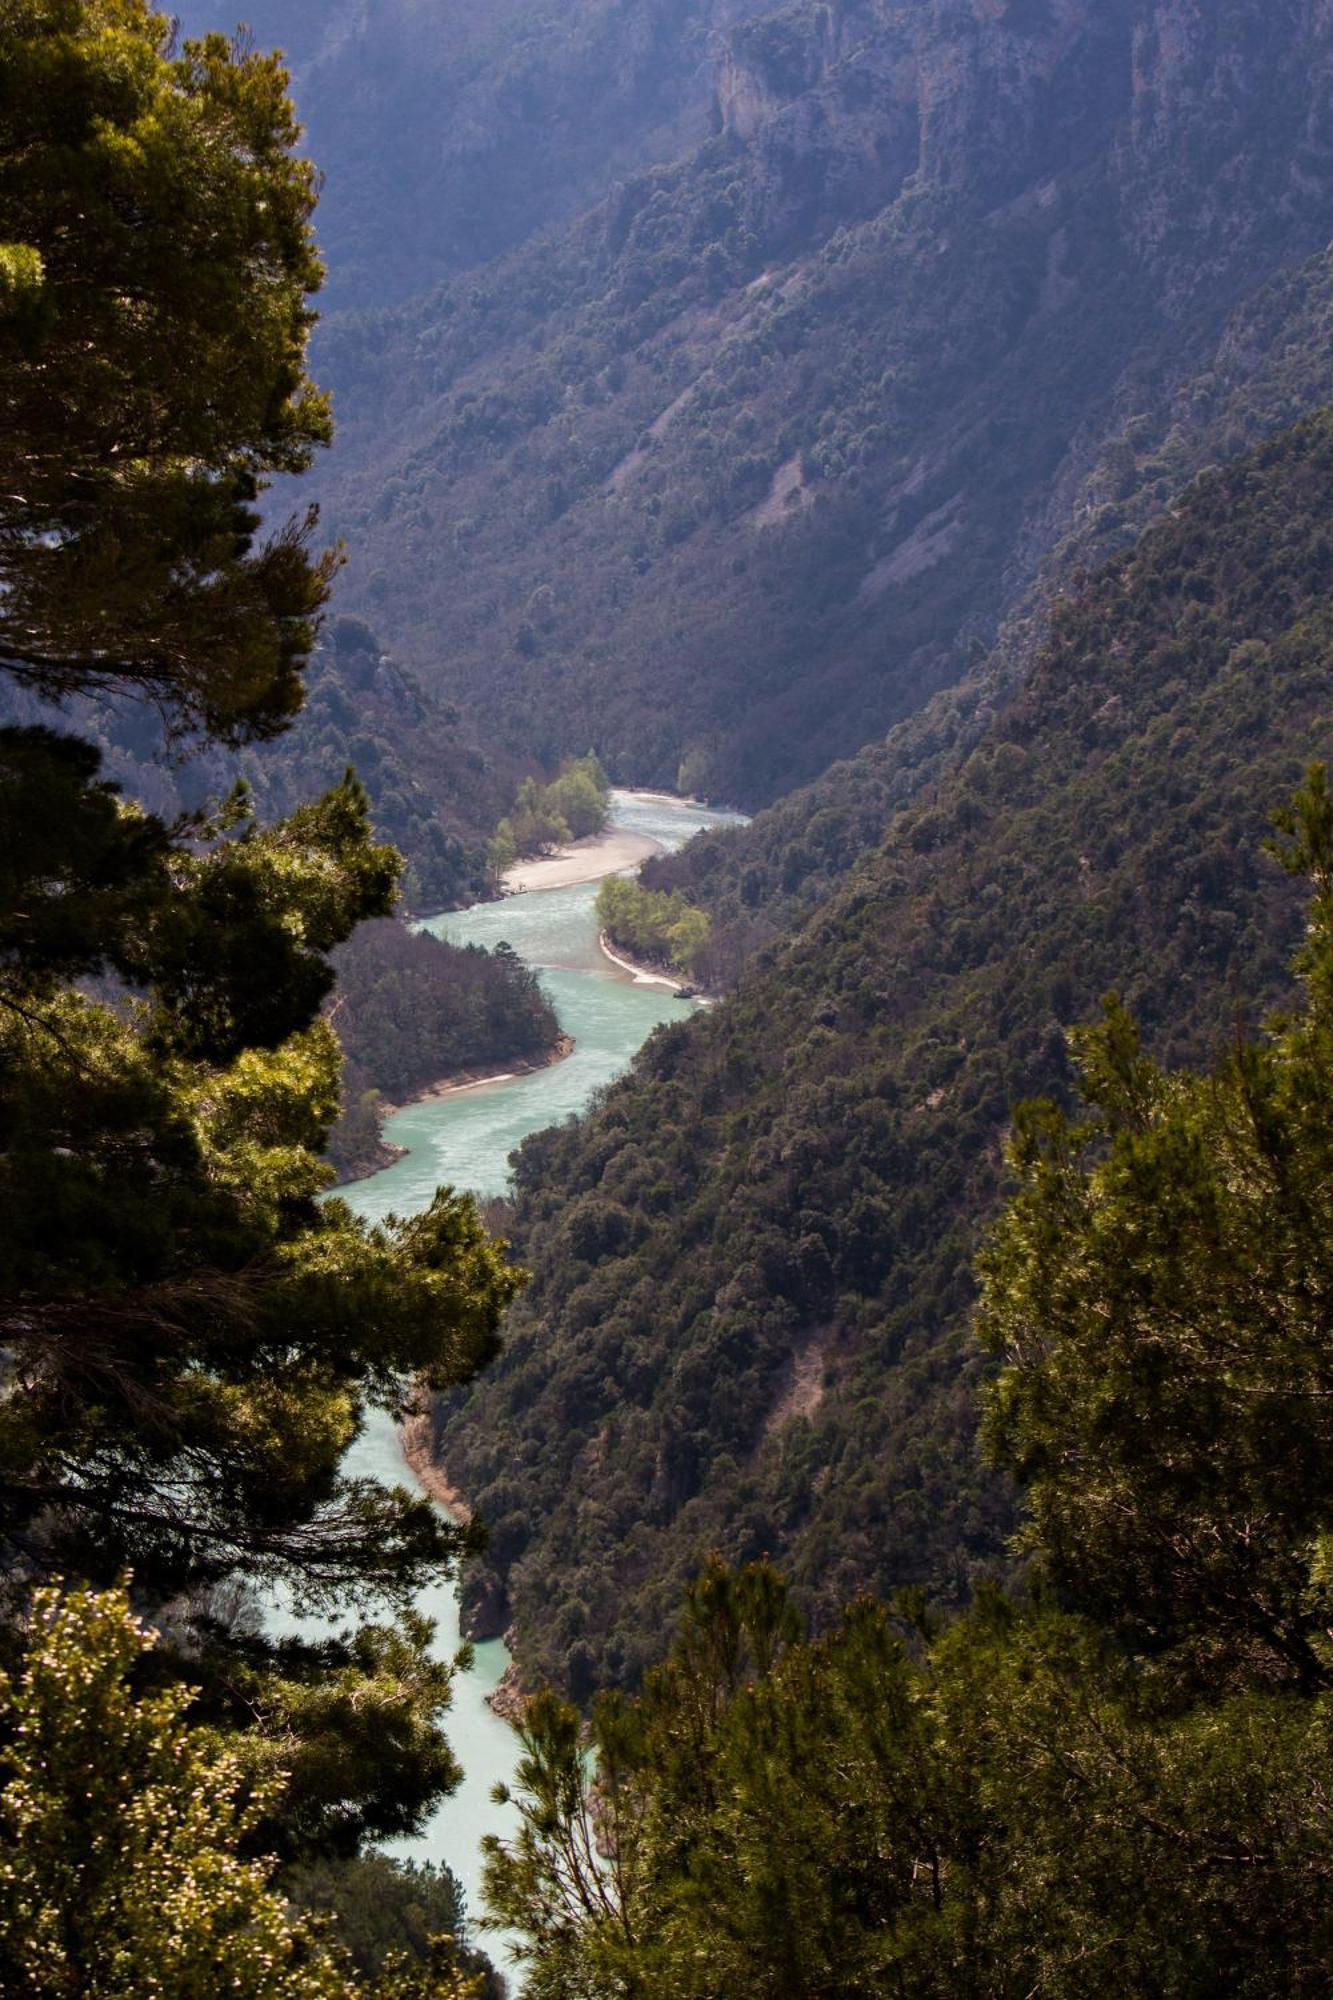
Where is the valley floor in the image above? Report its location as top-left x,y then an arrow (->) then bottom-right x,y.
501,826 -> 662,893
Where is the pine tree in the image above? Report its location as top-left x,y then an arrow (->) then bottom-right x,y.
0,0 -> 335,740
0,1583 -> 490,1997
978,765 -> 1333,1695
0,0 -> 523,1855
489,774 -> 1333,1996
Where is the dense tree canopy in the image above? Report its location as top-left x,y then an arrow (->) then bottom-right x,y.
325,918 -> 561,1180
979,764 -> 1333,1696
0,0 -> 523,1893
0,1582 -> 356,1998
0,1583 -> 492,1997
0,727 -> 524,1637
486,781 -> 1333,1997
0,0 -> 335,741
595,875 -> 709,975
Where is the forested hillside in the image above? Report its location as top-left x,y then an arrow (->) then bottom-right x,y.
0,612 -> 512,913
295,0 -> 1333,804
427,411 -> 1333,1696
647,232 -> 1333,972
486,833 -> 1333,1992
326,920 -> 562,1179
235,618 -> 515,910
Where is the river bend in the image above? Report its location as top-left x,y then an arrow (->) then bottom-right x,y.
327,789 -> 742,1965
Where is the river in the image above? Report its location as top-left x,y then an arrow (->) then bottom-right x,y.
331,788 -> 743,1977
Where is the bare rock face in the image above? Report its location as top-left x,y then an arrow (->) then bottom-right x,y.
486,1659 -> 530,1725
707,0 -> 1133,260
897,0 -> 1126,200
184,0 -> 781,305
715,0 -> 1333,259
718,5 -> 840,139
1119,0 -> 1333,271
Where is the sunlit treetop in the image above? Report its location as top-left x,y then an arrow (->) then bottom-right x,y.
0,0 -> 336,742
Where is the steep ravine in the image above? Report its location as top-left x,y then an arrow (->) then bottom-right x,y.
314,0 -> 1333,805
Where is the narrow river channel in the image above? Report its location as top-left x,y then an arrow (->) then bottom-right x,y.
330,789 -> 743,1977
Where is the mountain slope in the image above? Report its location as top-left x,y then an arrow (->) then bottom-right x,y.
647,232 -> 1333,975
4,615 -> 513,913
310,0 -> 1333,805
425,411 -> 1333,1695
183,0 -> 777,308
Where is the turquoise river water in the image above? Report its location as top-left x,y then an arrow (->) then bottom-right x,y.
323,789 -> 743,1976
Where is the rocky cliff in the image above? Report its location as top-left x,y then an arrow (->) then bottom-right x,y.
182,0 -> 780,306
306,0 -> 1333,804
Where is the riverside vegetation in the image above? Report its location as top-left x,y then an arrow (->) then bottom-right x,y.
595,875 -> 711,978
486,753 -> 612,875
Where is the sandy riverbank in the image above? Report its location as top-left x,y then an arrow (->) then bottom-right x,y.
501,826 -> 663,894
598,931 -> 688,993
400,1409 -> 473,1523
383,1033 -> 575,1113
598,931 -> 725,1005
331,1035 -> 574,1188
401,1413 -> 531,1722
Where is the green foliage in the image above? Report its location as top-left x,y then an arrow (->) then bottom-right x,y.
325,919 -> 561,1179
0,0 -> 526,1869
0,737 -> 526,1692
650,230 -> 1333,980
0,1582 -> 357,1998
0,733 -> 525,1844
243,625 -> 510,912
978,765 -> 1333,1693
216,1610 -> 468,1860
2,615 -> 515,916
642,736 -> 917,985
284,1853 -> 503,1996
489,781 -> 566,873
489,754 -> 610,873
331,924 -> 557,1104
491,828 -> 1333,1989
596,875 -> 710,973
0,0 -> 335,743
428,412 -> 1333,1697
489,1563 -> 1333,1996
0,1583 -> 497,1996
546,752 -> 611,840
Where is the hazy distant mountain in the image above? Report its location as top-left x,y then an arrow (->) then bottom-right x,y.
185,0 -> 777,306
287,0 -> 1333,807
